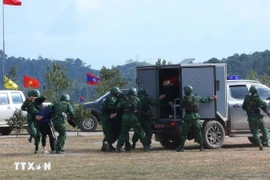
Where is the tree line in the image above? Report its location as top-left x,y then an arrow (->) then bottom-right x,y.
1,49 -> 270,103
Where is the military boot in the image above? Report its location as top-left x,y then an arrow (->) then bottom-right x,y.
109,144 -> 116,152
34,144 -> 38,153
200,146 -> 204,152
176,146 -> 184,152
125,142 -> 131,151
28,136 -> 32,143
103,141 -> 110,152
56,150 -> 63,154
143,144 -> 149,152
115,146 -> 122,153
259,144 -> 263,151
131,143 -> 136,150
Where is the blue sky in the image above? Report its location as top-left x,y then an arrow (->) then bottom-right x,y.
2,0 -> 270,70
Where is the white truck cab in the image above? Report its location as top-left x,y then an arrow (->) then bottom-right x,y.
0,90 -> 26,135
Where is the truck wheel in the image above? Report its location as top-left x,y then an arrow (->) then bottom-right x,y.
79,114 -> 98,132
0,127 -> 12,135
203,121 -> 225,149
160,135 -> 181,150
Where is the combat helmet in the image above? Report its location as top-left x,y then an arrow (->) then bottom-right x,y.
28,89 -> 40,97
249,85 -> 258,94
127,87 -> 137,96
60,93 -> 70,102
138,88 -> 148,96
110,86 -> 120,95
184,85 -> 193,95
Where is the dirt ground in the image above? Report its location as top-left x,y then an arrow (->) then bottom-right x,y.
1,134 -> 270,180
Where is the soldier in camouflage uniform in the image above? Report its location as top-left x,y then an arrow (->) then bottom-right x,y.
242,85 -> 269,151
51,94 -> 75,154
131,88 -> 155,150
176,85 -> 217,152
101,86 -> 121,152
111,87 -> 148,152
111,90 -> 131,151
21,89 -> 46,153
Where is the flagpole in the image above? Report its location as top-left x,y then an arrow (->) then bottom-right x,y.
2,1 -> 5,90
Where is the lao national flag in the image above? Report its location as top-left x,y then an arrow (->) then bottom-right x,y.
86,73 -> 100,85
79,96 -> 86,103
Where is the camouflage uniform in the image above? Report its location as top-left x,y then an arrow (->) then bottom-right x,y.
132,88 -> 155,149
51,94 -> 75,153
101,87 -> 120,151
176,85 -> 215,152
110,91 -> 131,151
21,89 -> 45,153
242,85 -> 269,150
115,88 -> 148,152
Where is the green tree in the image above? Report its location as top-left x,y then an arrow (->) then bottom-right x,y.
43,63 -> 72,101
155,58 -> 172,65
73,104 -> 92,126
96,66 -> 128,96
246,69 -> 259,80
7,65 -> 18,81
5,109 -> 27,137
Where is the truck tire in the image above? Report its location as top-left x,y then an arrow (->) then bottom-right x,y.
160,135 -> 181,150
79,114 -> 98,132
0,127 -> 12,135
203,121 -> 225,149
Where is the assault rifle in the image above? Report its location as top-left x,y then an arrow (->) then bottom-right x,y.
261,108 -> 270,118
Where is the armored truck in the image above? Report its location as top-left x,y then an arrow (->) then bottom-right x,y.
136,64 -> 270,149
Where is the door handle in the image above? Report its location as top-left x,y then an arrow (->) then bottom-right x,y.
233,104 -> 240,108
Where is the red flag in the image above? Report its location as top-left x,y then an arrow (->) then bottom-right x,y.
23,76 -> 40,88
3,0 -> 22,6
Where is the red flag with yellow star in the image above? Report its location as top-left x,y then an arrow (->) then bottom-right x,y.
23,76 -> 40,88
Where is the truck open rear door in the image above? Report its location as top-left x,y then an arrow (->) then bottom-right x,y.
136,66 -> 158,117
181,65 -> 217,119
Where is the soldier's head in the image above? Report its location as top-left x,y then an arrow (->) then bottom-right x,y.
127,87 -> 137,96
28,89 -> 40,98
60,93 -> 70,102
249,85 -> 258,94
184,85 -> 193,95
138,88 -> 148,96
110,86 -> 120,96
117,91 -> 125,99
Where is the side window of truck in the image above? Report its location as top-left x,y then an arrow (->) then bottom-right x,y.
229,85 -> 248,100
10,92 -> 23,104
257,86 -> 270,100
0,93 -> 9,105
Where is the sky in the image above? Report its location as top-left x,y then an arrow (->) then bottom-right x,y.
2,0 -> 270,70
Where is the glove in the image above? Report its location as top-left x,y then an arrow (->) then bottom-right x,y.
67,119 -> 76,128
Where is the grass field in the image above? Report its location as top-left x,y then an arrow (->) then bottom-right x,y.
1,133 -> 270,180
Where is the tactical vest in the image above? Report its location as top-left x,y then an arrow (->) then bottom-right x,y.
244,95 -> 260,114
53,101 -> 69,118
184,95 -> 199,114
123,96 -> 138,113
